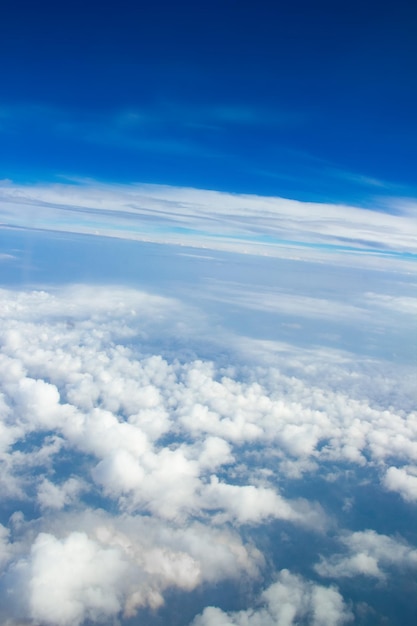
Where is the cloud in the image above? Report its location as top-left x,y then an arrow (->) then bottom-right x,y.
37,477 -> 86,510
383,466 -> 417,503
28,532 -> 127,626
0,284 -> 415,511
364,293 -> 417,316
0,281 -> 415,623
0,253 -> 16,262
0,524 -> 13,569
1,510 -> 263,625
1,180 -> 416,264
196,282 -> 417,336
315,530 -> 417,580
203,476 -> 303,525
191,569 -> 353,626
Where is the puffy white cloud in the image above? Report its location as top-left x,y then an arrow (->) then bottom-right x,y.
383,465 -> 417,503
201,476 -> 326,529
28,532 -> 127,626
191,569 -> 353,626
203,476 -> 299,524
14,377 -> 62,430
0,286 -> 330,527
37,477 -> 86,510
0,282 -> 415,624
315,530 -> 417,580
1,509 -> 263,625
1,283 -> 415,517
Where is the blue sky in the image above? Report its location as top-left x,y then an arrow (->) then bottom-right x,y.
1,0 -> 416,202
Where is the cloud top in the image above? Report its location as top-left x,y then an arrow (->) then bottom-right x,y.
191,569 -> 353,626
0,282 -> 415,624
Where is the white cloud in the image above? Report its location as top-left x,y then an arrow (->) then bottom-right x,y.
203,476 -> 300,524
364,292 -> 417,316
0,284 -> 415,513
0,282 -> 415,624
383,465 -> 417,503
315,530 -> 417,580
37,477 -> 86,510
191,569 -> 352,626
28,532 -> 127,626
1,509 -> 263,625
198,281 -> 370,323
1,180 -> 416,264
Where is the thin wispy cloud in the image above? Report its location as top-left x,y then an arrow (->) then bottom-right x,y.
1,180 -> 416,262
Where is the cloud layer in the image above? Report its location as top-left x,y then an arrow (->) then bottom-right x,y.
1,180 -> 416,265
0,282 -> 416,625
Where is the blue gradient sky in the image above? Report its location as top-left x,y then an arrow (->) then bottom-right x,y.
1,0 -> 416,202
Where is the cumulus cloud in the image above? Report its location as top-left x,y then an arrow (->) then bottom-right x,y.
191,569 -> 353,626
0,286 -> 328,526
37,477 -> 86,510
1,284 -> 415,511
28,532 -> 127,625
203,476 -> 299,524
383,465 -> 417,503
315,530 -> 417,580
0,283 -> 415,624
1,509 -> 263,625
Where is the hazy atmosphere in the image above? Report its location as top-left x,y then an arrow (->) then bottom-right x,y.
0,2 -> 416,625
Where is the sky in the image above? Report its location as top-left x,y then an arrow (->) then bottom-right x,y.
0,1 -> 417,626
1,0 -> 416,201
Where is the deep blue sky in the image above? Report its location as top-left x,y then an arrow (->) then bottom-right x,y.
1,0 -> 416,202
